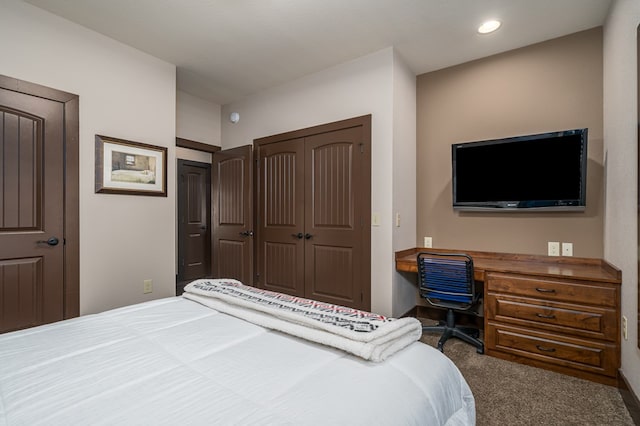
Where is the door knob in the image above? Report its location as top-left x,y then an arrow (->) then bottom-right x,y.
304,233 -> 313,240
37,237 -> 59,246
239,230 -> 254,237
292,233 -> 304,239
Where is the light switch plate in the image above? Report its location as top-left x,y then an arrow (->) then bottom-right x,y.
372,213 -> 380,227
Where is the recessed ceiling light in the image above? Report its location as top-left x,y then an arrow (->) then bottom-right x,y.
478,20 -> 501,34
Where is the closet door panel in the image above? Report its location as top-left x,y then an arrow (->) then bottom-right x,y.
304,126 -> 366,308
309,245 -> 354,301
258,139 -> 305,296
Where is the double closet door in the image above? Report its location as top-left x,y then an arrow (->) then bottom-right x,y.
255,116 -> 371,310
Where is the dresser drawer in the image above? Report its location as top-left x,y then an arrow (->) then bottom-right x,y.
485,294 -> 617,341
485,273 -> 617,308
486,323 -> 618,378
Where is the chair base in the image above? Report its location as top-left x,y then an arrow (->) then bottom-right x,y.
422,309 -> 484,354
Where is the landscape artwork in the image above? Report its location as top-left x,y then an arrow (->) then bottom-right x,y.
95,135 -> 167,196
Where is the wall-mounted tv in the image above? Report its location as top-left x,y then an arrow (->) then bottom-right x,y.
452,128 -> 588,211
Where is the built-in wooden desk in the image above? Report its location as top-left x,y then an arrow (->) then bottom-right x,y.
396,247 -> 622,386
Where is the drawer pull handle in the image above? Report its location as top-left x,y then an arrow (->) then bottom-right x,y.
536,313 -> 556,319
535,288 -> 556,293
536,345 -> 556,353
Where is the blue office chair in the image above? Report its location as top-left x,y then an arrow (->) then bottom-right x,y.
418,252 -> 484,354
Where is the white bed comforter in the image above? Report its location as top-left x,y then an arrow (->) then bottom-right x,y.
0,297 -> 475,425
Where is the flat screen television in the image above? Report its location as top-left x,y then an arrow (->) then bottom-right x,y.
452,128 -> 588,211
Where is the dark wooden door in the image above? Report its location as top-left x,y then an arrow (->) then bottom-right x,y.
177,160 -> 211,286
255,115 -> 371,310
0,88 -> 65,332
257,138 -> 306,296
304,126 -> 367,307
212,145 -> 253,284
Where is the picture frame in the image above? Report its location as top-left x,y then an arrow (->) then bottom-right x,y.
95,135 -> 167,196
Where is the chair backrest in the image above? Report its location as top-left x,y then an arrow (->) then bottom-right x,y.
417,252 -> 476,311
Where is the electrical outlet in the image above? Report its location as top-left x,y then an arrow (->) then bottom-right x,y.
548,242 -> 560,256
143,279 -> 153,294
424,237 -> 432,248
561,242 -> 573,257
622,316 -> 628,340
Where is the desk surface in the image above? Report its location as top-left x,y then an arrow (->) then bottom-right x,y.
395,247 -> 621,284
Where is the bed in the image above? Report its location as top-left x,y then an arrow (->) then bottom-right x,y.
0,280 -> 475,425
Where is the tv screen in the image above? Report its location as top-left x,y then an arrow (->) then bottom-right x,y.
452,129 -> 587,211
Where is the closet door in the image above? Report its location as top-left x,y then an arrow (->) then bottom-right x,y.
255,115 -> 371,310
257,138 -> 305,296
304,126 -> 366,308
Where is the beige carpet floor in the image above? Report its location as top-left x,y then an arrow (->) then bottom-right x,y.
419,321 -> 635,426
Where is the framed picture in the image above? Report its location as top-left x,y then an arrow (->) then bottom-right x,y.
95,135 -> 167,196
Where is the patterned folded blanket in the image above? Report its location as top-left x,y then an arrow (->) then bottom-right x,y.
182,279 -> 423,362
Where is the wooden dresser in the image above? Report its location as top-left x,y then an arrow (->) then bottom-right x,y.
395,248 -> 622,386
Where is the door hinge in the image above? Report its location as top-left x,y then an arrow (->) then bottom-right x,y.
359,143 -> 364,154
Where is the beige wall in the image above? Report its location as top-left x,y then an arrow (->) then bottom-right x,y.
176,90 -> 221,146
417,28 -> 604,258
0,0 -> 177,314
391,50 -> 418,316
603,0 -> 640,402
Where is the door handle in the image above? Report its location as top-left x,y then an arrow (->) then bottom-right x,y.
304,233 -> 313,240
37,237 -> 60,246
239,231 -> 254,237
292,233 -> 304,239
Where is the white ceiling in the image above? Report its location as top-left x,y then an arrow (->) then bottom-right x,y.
24,0 -> 612,105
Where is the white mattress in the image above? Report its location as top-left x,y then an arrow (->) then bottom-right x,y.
0,297 -> 475,425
